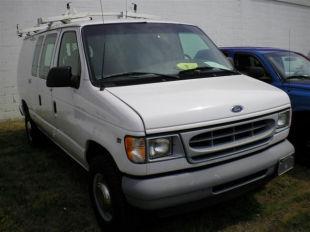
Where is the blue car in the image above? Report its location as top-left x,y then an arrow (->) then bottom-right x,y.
221,47 -> 310,151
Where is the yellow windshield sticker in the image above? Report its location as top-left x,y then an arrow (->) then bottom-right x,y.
176,63 -> 198,70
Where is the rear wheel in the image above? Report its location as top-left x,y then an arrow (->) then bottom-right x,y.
25,115 -> 41,146
89,156 -> 139,231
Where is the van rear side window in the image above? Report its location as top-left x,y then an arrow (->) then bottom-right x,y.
39,33 -> 57,79
31,36 -> 44,77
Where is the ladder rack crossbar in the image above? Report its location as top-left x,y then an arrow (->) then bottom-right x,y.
17,24 -> 49,37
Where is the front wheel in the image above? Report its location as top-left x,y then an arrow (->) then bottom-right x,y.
89,156 -> 139,231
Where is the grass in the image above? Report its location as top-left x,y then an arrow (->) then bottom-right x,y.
0,120 -> 310,232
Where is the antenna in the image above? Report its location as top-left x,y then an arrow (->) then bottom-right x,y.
99,0 -> 104,23
289,29 -> 291,75
125,0 -> 128,18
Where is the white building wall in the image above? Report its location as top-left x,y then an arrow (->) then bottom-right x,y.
0,0 -> 310,120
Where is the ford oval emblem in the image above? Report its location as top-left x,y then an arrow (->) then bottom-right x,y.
231,105 -> 244,113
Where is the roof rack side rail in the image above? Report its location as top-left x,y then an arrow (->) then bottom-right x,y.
38,11 -> 159,25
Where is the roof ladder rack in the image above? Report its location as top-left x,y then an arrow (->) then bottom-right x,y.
16,3 -> 159,37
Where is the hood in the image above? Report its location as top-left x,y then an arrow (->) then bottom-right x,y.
107,75 -> 290,133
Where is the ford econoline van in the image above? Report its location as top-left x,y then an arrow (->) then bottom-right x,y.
17,10 -> 295,230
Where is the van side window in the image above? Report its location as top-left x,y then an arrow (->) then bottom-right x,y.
39,33 -> 57,79
234,53 -> 272,83
58,31 -> 81,76
31,35 -> 44,77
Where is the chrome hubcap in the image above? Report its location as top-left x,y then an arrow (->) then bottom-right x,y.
93,173 -> 113,222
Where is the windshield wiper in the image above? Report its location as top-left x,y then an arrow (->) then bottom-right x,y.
99,72 -> 179,90
178,66 -> 239,77
286,75 -> 310,80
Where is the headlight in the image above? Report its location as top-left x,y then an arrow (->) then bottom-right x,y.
148,138 -> 172,160
124,136 -> 146,163
277,110 -> 291,129
125,135 -> 183,163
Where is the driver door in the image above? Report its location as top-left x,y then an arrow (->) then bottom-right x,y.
51,28 -> 84,163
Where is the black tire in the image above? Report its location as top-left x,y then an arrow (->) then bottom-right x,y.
89,156 -> 139,231
25,115 -> 41,146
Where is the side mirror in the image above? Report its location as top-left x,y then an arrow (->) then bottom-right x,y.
245,67 -> 265,79
46,66 -> 72,88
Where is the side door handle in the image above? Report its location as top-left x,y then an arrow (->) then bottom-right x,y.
38,95 -> 42,106
53,101 -> 57,114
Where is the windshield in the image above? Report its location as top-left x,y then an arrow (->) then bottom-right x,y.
82,23 -> 234,86
265,51 -> 310,80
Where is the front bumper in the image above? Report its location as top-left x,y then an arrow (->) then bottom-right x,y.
122,139 -> 294,210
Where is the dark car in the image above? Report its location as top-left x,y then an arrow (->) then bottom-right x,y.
221,47 -> 310,152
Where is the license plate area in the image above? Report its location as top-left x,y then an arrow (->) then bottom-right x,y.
278,155 -> 294,176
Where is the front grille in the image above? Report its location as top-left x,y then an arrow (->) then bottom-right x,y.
191,137 -> 271,162
181,115 -> 276,164
189,119 -> 274,149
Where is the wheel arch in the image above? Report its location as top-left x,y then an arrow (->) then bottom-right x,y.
85,140 -> 118,170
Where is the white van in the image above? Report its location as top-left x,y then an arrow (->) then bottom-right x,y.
17,11 -> 294,230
